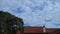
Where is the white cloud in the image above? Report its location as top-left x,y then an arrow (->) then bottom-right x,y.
0,0 -> 60,28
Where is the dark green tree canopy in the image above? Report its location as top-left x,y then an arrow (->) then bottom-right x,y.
0,11 -> 24,34
0,11 -> 23,24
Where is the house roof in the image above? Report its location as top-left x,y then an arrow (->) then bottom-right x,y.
46,28 -> 60,33
24,26 -> 43,33
24,26 -> 60,33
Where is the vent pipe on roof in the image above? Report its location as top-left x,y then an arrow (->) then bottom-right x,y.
43,24 -> 46,33
43,25 -> 46,33
42,20 -> 46,33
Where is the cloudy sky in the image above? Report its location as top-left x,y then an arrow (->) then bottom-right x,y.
0,0 -> 60,28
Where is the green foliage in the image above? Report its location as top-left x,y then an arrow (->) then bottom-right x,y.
0,11 -> 24,34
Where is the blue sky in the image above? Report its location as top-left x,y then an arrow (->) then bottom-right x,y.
0,0 -> 60,28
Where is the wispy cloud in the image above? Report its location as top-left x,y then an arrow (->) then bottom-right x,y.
0,0 -> 60,28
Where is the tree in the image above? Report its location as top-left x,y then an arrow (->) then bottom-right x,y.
0,11 -> 24,34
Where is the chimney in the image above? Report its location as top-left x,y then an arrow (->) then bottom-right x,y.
43,25 -> 46,33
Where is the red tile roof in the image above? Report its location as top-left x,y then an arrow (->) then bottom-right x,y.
46,28 -> 60,33
24,26 -> 60,33
24,26 -> 43,33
